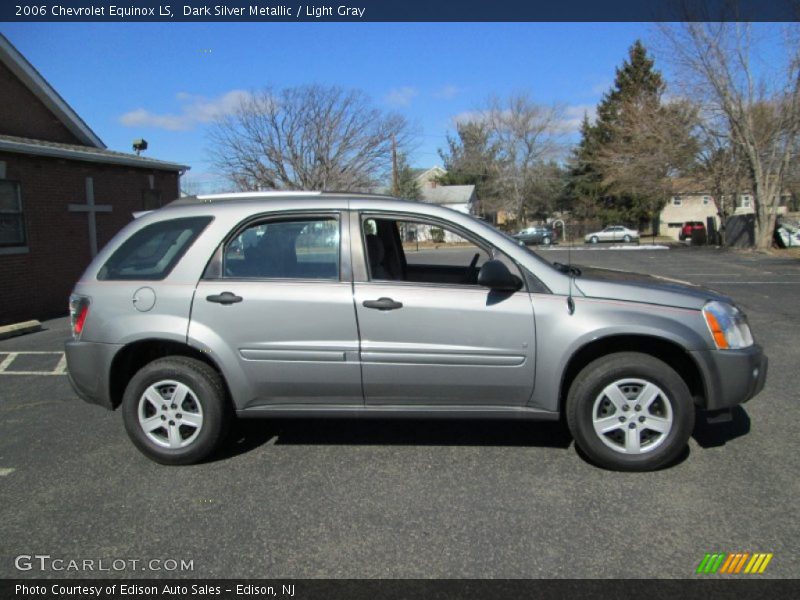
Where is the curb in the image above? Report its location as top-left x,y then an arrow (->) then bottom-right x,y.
0,320 -> 42,341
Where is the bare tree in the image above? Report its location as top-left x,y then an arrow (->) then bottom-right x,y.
658,22 -> 800,249
484,94 -> 564,223
692,123 -> 750,245
593,97 -> 700,231
207,85 -> 413,192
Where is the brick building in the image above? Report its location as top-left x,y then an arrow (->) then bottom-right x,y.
0,34 -> 187,325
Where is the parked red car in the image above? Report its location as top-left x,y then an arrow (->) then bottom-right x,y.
679,221 -> 706,241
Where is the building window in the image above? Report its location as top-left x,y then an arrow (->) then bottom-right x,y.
142,189 -> 162,211
703,196 -> 710,205
0,180 -> 26,247
738,195 -> 752,209
672,197 -> 682,206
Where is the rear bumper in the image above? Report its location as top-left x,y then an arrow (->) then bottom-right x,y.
65,340 -> 122,410
691,344 -> 768,411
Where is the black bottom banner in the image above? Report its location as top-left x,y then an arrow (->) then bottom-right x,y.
3,579 -> 799,600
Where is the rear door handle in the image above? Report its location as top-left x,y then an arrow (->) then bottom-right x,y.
363,297 -> 403,311
206,291 -> 243,305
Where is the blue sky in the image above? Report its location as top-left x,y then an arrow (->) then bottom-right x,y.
0,22 -> 786,191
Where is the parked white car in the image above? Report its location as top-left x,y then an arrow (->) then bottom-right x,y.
775,222 -> 800,248
585,226 -> 639,244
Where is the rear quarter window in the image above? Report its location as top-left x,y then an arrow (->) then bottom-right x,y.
97,216 -> 212,281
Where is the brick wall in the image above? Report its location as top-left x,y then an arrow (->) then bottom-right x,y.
0,60 -> 85,145
0,151 -> 180,325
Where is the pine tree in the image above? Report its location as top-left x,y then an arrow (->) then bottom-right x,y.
567,40 -> 667,225
437,121 -> 503,213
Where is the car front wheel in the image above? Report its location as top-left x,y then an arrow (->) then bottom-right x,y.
543,236 -> 551,246
122,357 -> 230,465
623,234 -> 631,243
566,352 -> 694,471
590,236 -> 599,244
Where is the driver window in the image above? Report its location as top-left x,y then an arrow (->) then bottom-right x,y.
363,217 -> 490,286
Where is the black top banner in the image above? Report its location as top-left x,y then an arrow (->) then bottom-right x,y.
2,0 -> 799,22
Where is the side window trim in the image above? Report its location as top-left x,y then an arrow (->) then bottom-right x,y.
204,210 -> 348,283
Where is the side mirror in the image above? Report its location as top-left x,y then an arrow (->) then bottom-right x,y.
477,259 -> 522,292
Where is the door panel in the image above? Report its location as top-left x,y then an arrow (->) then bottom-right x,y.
190,280 -> 362,408
354,282 -> 536,406
188,212 -> 361,409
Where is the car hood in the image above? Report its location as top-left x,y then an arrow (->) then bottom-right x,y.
573,266 -> 731,310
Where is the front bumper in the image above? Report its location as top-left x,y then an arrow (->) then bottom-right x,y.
65,340 -> 122,410
691,344 -> 768,411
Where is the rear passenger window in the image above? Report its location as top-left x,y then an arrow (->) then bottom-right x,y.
98,217 -> 212,281
224,217 -> 339,280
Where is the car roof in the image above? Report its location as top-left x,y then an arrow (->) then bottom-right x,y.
169,190 -> 397,207
148,191 -> 477,223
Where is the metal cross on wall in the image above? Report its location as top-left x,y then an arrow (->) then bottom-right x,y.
68,177 -> 112,258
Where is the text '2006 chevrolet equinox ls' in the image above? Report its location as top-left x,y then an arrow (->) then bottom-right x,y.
65,192 -> 767,470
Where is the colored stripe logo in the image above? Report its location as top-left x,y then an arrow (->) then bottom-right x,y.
696,552 -> 773,574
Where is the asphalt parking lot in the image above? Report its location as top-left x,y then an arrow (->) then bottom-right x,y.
0,246 -> 798,579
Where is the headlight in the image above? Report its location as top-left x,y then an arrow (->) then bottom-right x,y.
702,301 -> 753,350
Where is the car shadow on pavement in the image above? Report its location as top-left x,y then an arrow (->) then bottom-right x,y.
691,406 -> 751,448
214,418 -> 573,460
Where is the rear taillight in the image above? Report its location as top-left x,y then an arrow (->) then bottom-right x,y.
69,295 -> 90,339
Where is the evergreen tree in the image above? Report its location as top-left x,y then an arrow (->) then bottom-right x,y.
395,152 -> 422,200
437,121 -> 503,214
567,40 -> 667,225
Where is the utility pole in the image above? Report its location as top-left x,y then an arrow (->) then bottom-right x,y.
391,134 -> 399,197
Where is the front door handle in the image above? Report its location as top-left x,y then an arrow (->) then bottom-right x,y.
363,297 -> 403,311
206,291 -> 243,305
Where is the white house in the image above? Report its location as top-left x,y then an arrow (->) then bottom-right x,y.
414,166 -> 477,215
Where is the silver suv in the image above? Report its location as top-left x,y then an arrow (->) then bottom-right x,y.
65,193 -> 767,470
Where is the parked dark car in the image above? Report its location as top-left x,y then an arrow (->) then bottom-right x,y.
513,225 -> 556,246
679,221 -> 706,241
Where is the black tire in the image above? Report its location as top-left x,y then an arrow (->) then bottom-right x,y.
623,234 -> 631,243
122,357 -> 231,465
543,236 -> 552,246
565,352 -> 694,471
590,236 -> 599,244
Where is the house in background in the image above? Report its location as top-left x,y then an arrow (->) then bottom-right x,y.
414,166 -> 478,215
0,34 -> 187,325
659,179 -> 792,241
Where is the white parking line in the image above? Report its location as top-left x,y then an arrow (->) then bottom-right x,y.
0,468 -> 15,477
0,351 -> 67,376
0,353 -> 16,372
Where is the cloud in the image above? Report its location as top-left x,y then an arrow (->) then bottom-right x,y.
558,104 -> 597,133
384,86 -> 418,107
119,90 -> 251,131
433,85 -> 461,100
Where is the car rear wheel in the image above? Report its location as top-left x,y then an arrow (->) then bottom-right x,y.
122,357 -> 230,465
566,352 -> 694,471
543,236 -> 551,246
